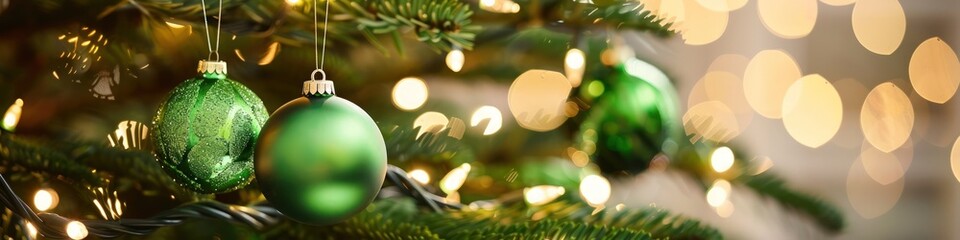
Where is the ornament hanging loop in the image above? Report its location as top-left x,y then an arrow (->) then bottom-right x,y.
207,52 -> 220,62
310,69 -> 327,81
304,69 -> 335,98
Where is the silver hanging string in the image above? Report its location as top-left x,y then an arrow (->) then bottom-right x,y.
200,0 -> 224,61
314,0 -> 330,77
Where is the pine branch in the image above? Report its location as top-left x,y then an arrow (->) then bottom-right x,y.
739,173 -> 845,233
337,0 -> 479,51
0,133 -> 199,201
382,125 -> 463,163
0,133 -> 102,185
579,1 -> 674,36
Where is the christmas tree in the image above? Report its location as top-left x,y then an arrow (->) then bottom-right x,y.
0,0 -> 880,238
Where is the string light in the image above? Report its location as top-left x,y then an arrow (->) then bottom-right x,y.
408,169 -> 431,185
579,175 -> 611,206
66,221 -> 88,240
706,179 -> 731,207
470,106 -> 503,135
445,49 -> 464,72
523,185 -> 566,206
710,146 -> 734,173
34,188 -> 59,212
440,163 -> 471,194
2,98 -> 23,132
564,48 -> 585,87
392,77 -> 429,111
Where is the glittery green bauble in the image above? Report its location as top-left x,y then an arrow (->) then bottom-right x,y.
152,72 -> 269,194
255,95 -> 387,226
578,58 -> 682,175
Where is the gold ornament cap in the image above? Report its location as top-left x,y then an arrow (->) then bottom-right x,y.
197,60 -> 228,75
303,69 -> 335,97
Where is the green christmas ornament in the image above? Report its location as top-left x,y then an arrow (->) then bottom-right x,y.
577,58 -> 682,175
152,60 -> 269,194
255,74 -> 387,225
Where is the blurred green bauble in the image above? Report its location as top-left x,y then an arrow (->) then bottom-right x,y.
152,65 -> 269,194
255,94 -> 387,225
578,58 -> 682,175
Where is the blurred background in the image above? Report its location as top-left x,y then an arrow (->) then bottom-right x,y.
0,0 -> 959,239
625,0 -> 960,239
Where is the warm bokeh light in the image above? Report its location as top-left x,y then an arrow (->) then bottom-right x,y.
782,74 -> 843,148
711,146 -> 735,173
165,21 -> 186,29
847,157 -> 904,219
830,79 -> 869,149
285,0 -> 301,5
570,150 -> 590,167
952,136 -> 960,184
564,48 -> 585,87
25,222 -> 37,239
706,179 -> 731,207
446,49 -> 464,72
392,77 -> 429,111
757,0 -> 818,39
440,163 -> 471,194
413,111 -> 449,138
707,54 -> 749,77
688,71 -> 753,132
639,0 -> 686,29
470,106 -> 503,135
34,188 -> 59,212
479,0 -> 520,13
408,169 -> 431,185
508,70 -> 571,132
683,101 -> 740,143
66,221 -> 88,240
524,185 -> 566,206
852,0 -> 905,55
751,156 -> 775,175
715,200 -> 735,218
579,175 -> 611,206
680,0 -> 728,45
909,37 -> 960,104
861,82 -> 914,153
108,120 -> 149,149
743,50 -> 802,119
696,0 -> 748,12
258,42 -> 280,66
860,139 -> 912,185
821,0 -> 856,6
2,98 -> 23,132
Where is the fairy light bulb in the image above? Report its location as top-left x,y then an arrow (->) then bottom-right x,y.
524,185 -> 566,206
2,98 -> 23,132
565,48 -> 586,87
408,169 -> 431,184
33,188 -> 59,212
66,221 -> 88,240
440,163 -> 472,194
446,49 -> 464,72
579,174 -> 611,206
711,146 -> 735,173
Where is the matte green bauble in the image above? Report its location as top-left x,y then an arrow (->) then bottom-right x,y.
255,79 -> 387,225
577,58 -> 682,175
152,61 -> 269,194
